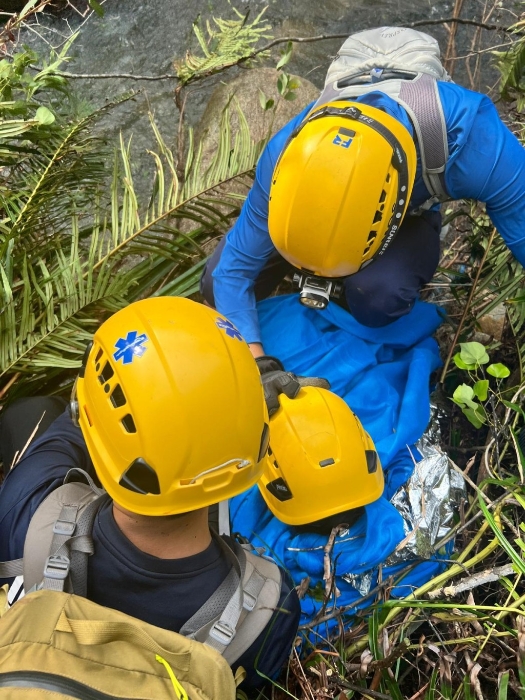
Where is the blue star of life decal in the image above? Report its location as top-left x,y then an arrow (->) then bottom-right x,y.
216,317 -> 243,341
113,331 -> 149,365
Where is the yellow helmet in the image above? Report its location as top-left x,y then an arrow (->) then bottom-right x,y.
258,387 -> 383,528
268,101 -> 417,277
75,297 -> 269,516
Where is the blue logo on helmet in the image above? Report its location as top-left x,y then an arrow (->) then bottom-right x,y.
113,331 -> 149,365
332,134 -> 353,149
216,318 -> 243,341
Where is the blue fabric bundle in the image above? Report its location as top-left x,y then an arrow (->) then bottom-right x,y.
230,295 -> 450,635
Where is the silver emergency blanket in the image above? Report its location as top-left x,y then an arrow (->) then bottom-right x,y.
342,427 -> 466,593
385,436 -> 466,565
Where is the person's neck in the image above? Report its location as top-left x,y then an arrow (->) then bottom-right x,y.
112,503 -> 212,559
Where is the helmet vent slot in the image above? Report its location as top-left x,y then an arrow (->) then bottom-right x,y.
121,414 -> 137,433
119,458 -> 161,495
257,423 -> 270,462
98,361 -> 114,385
379,189 -> 387,203
366,450 -> 378,473
110,384 -> 127,408
372,210 -> 383,224
94,348 -> 103,363
362,231 -> 378,257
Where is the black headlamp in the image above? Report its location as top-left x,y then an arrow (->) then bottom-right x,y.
293,273 -> 343,310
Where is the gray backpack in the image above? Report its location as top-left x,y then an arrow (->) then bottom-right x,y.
313,26 -> 453,210
0,469 -> 282,665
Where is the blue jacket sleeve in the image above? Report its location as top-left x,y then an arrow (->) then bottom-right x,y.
212,106 -> 313,345
0,409 -> 92,572
442,83 -> 525,266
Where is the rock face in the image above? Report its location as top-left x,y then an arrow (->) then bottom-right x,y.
478,303 -> 507,341
196,67 -> 319,159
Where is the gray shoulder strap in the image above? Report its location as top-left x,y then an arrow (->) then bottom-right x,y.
397,73 -> 449,204
0,472 -> 103,591
179,534 -> 245,655
23,469 -> 104,594
180,536 -> 282,664
0,558 -> 23,578
312,72 -> 450,208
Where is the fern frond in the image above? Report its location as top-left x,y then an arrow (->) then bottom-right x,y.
174,5 -> 271,85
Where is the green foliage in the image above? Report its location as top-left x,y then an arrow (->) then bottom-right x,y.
258,41 -> 301,113
451,341 -> 511,428
174,5 -> 272,86
0,39 -> 264,399
494,17 -> 525,111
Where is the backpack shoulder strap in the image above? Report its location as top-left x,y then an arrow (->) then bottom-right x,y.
397,73 -> 449,206
180,536 -> 282,664
23,468 -> 104,595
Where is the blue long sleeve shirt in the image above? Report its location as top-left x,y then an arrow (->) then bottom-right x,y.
212,81 -> 525,344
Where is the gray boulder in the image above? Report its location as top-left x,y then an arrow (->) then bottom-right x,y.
196,66 -> 319,161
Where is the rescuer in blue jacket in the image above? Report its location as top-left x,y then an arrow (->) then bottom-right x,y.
200,27 -> 525,413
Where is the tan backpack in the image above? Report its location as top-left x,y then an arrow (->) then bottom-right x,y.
0,469 -> 283,666
0,589 -> 238,699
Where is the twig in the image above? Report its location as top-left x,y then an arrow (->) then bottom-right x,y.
440,228 -> 497,383
427,564 -> 515,599
323,524 -> 348,597
345,639 -> 410,672
0,372 -> 20,400
338,680 -> 393,700
445,0 -> 464,77
28,16 -> 519,83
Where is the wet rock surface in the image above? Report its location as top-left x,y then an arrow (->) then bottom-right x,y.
18,0 -> 502,199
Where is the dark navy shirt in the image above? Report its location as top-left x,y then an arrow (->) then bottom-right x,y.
0,410 -> 300,690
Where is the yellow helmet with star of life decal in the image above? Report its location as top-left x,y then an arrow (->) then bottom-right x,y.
268,100 -> 417,278
74,297 -> 269,516
258,386 -> 383,529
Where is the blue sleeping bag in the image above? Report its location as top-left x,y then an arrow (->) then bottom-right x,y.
230,295 -> 451,636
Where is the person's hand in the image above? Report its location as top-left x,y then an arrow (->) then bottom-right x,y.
255,356 -> 301,417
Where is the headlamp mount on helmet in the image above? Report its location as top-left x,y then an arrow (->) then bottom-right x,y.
292,272 -> 343,310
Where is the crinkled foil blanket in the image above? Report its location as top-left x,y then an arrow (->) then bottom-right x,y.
345,407 -> 466,597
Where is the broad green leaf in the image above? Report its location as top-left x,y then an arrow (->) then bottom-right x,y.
452,383 -> 477,408
275,41 -> 293,70
473,379 -> 489,401
487,363 -> 510,378
462,405 -> 486,428
35,106 -> 55,125
453,352 -> 476,370
284,92 -> 298,101
88,0 -> 105,17
276,73 -> 289,95
459,341 -> 489,366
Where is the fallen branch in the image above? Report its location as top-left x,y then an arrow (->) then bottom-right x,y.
427,564 -> 515,599
35,17 -> 519,82
323,524 -> 348,597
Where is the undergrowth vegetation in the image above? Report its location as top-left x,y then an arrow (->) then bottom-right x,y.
2,1 -> 525,699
